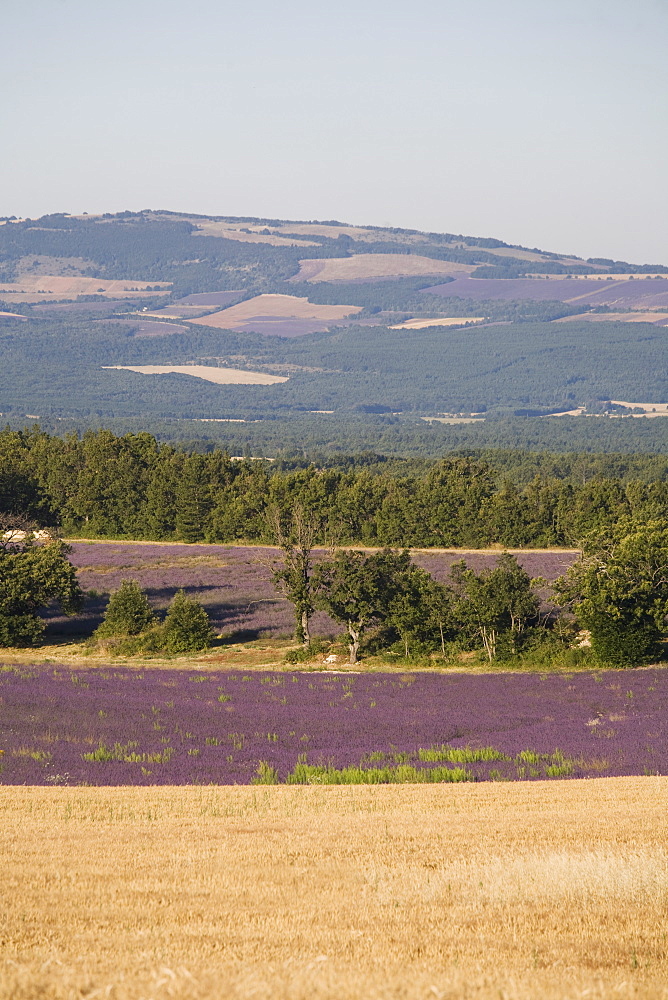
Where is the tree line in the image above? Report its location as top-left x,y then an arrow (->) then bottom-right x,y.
2,427 -> 668,549
273,508 -> 668,667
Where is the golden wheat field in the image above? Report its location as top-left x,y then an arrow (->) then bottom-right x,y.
188,293 -> 362,329
102,364 -> 289,385
2,778 -> 668,1000
0,276 -> 171,302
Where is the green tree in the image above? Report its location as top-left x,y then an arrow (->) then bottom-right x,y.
450,553 -> 540,661
387,567 -> 452,657
314,548 -> 412,663
162,589 -> 214,653
0,533 -> 83,646
555,520 -> 668,666
269,504 -> 320,645
95,580 -> 156,638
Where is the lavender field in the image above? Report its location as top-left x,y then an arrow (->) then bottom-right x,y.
2,664 -> 666,785
423,275 -> 668,308
46,541 -> 577,641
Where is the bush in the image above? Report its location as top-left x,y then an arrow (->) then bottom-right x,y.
95,580 -> 155,638
161,590 -> 214,654
587,612 -> 662,668
284,637 -> 328,664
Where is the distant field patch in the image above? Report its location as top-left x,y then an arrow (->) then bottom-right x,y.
555,311 -> 668,326
188,293 -> 362,337
99,319 -> 189,337
272,223 -> 426,244
142,291 -> 244,320
425,275 -> 668,309
0,275 -> 171,303
422,415 -> 485,424
193,221 -> 319,246
390,316 -> 486,329
0,310 -> 26,320
475,247 -> 599,267
30,299 -> 147,315
528,272 -> 668,281
293,254 -> 476,283
102,365 -> 288,385
610,400 -> 668,415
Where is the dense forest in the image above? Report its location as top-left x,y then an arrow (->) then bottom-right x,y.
1,312 -> 666,422
3,427 -> 667,548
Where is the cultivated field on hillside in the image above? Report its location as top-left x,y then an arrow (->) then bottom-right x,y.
425,275 -> 668,308
142,291 -> 244,320
2,779 -> 667,999
188,293 -> 362,334
45,542 -> 579,641
390,316 -> 486,329
193,220 -> 320,246
102,365 -> 289,385
0,276 -> 171,302
555,311 -> 668,326
2,664 -> 666,785
293,254 -> 475,283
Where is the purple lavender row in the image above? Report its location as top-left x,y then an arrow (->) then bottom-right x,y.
1,666 -> 664,786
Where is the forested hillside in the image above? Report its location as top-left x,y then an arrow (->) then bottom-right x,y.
1,210 -> 666,456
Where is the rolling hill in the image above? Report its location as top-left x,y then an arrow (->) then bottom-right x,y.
0,209 -> 666,456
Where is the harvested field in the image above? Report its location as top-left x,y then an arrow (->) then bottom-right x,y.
1,779 -> 668,998
0,310 -> 26,320
0,275 -> 171,303
272,222 -> 426,244
293,255 -> 476,283
610,400 -> 668,414
422,415 -> 485,424
141,292 -> 245,320
555,311 -> 668,326
188,293 -> 362,334
102,365 -> 288,385
193,220 -> 319,246
3,661 -> 667,784
425,275 -> 668,309
44,542 -> 578,643
390,316 -> 486,329
473,246 -> 596,266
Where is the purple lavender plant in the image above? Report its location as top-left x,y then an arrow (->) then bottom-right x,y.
1,665 -> 665,786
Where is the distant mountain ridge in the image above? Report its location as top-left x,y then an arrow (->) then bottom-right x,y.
0,210 -> 666,456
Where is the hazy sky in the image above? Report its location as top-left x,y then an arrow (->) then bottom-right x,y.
3,0 -> 667,263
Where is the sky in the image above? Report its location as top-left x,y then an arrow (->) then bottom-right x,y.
2,0 -> 667,264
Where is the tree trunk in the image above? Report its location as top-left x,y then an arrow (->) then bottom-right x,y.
347,624 -> 360,664
481,626 -> 496,662
300,608 -> 311,647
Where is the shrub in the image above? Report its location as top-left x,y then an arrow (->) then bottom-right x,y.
161,589 -> 214,654
95,580 -> 155,638
283,637 -> 328,664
